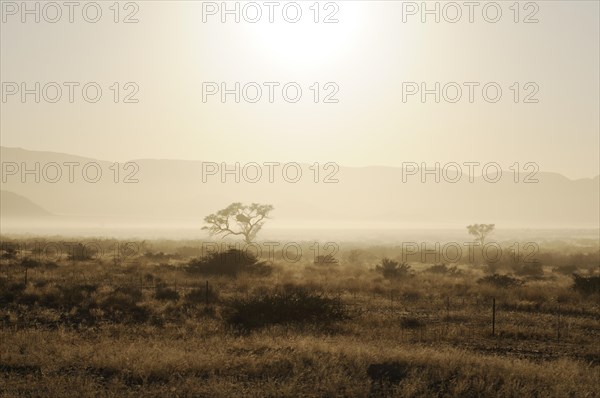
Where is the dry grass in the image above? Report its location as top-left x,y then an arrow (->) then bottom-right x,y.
1,238 -> 599,397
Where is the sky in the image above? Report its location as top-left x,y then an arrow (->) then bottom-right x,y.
1,1 -> 599,179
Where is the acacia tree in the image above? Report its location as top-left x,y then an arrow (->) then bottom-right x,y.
467,224 -> 495,246
202,202 -> 274,244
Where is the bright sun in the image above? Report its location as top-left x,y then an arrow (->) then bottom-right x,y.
248,2 -> 363,68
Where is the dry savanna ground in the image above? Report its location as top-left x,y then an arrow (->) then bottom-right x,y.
1,237 -> 599,397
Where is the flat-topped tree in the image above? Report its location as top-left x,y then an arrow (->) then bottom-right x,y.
467,224 -> 495,247
202,202 -> 274,244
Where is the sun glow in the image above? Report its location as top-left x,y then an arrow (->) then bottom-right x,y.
248,2 -> 364,68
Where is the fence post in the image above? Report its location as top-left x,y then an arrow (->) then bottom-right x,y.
557,304 -> 561,343
205,280 -> 209,305
492,297 -> 496,336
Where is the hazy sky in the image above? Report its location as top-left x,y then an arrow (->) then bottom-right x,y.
1,1 -> 599,179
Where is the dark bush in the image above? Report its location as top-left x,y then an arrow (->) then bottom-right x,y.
400,316 -> 425,329
224,289 -> 348,331
99,292 -> 149,324
154,286 -> 180,301
477,274 -> 523,288
113,285 -> 143,301
572,274 -> 600,295
367,361 -> 409,383
514,261 -> 544,277
0,241 -> 19,259
0,282 -> 26,305
57,284 -> 98,308
187,248 -> 271,277
402,290 -> 422,301
33,280 -> 49,288
17,293 -> 41,306
425,263 -> 460,275
376,258 -> 412,279
36,291 -> 61,308
21,258 -> 43,269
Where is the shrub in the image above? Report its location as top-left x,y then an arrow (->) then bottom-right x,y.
376,258 -> 412,280
367,361 -> 409,383
17,292 -> 41,306
99,292 -> 149,324
57,283 -> 98,308
0,282 -> 26,305
224,289 -> 348,331
514,261 -> 544,277
425,263 -> 460,275
67,243 -> 99,261
552,264 -> 578,275
187,248 -> 271,277
154,286 -> 180,301
477,274 -> 523,288
572,274 -> 600,295
143,251 -> 172,261
402,290 -> 422,301
20,258 -> 43,269
0,242 -> 19,259
184,287 -> 219,305
400,316 -> 425,329
114,285 -> 143,301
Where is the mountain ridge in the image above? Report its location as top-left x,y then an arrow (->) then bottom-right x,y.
1,146 -> 598,229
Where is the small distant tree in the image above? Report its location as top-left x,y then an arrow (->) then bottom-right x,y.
202,203 -> 274,244
347,249 -> 361,265
467,224 -> 495,247
314,254 -> 338,266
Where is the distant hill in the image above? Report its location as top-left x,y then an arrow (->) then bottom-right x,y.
0,190 -> 52,218
0,146 -> 598,229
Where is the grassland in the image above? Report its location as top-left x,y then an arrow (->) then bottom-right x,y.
1,237 -> 599,397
